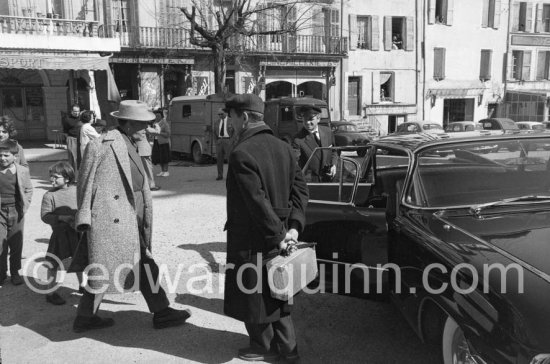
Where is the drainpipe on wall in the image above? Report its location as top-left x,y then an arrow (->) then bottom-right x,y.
340,0 -> 345,121
503,0 -> 512,118
420,0 -> 426,120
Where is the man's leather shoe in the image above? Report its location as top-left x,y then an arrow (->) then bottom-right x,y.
153,307 -> 191,329
150,186 -> 161,191
280,348 -> 301,364
216,176 -> 223,180
11,273 -> 23,286
73,315 -> 115,333
46,292 -> 66,305
237,347 -> 279,362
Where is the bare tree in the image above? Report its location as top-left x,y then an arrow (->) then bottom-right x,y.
180,0 -> 323,94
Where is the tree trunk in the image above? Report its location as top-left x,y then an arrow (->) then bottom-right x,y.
213,45 -> 227,94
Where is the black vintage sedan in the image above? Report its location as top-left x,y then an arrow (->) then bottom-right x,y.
319,121 -> 372,156
301,134 -> 550,364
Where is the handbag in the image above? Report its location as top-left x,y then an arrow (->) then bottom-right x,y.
265,242 -> 318,301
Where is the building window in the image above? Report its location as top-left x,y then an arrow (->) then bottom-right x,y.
512,50 -> 531,80
348,77 -> 361,115
434,47 -> 446,81
482,0 -> 501,28
428,0 -> 454,25
383,16 -> 414,51
480,49 -> 492,81
536,51 -> 550,80
380,72 -> 393,102
544,4 -> 550,32
357,16 -> 371,49
435,0 -> 447,24
519,2 -> 527,31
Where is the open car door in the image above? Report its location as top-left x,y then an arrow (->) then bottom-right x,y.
301,146 -> 390,297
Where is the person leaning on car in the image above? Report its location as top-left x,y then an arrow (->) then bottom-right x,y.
292,105 -> 338,182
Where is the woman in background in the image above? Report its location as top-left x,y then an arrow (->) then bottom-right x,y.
149,108 -> 171,177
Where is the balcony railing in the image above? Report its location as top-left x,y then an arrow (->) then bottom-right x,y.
109,25 -> 348,55
0,15 -> 103,37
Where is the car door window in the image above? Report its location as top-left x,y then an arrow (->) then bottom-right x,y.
303,147 -> 360,203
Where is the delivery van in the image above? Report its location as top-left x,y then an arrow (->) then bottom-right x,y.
168,94 -> 228,163
264,97 -> 331,143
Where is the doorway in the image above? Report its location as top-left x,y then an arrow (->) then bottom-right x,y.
388,114 -> 406,134
0,87 -> 46,139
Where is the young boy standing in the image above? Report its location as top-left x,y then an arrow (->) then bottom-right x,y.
0,140 -> 33,285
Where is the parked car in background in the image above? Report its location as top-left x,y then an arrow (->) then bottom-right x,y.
264,97 -> 330,143
392,121 -> 448,137
302,133 -> 550,364
477,117 -> 520,135
320,120 -> 372,156
443,121 -> 496,154
516,121 -> 545,133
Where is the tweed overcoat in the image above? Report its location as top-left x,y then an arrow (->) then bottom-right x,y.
292,125 -> 338,178
224,123 -> 309,324
74,129 -> 152,294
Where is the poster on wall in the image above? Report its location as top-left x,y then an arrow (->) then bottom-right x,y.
194,76 -> 209,95
141,71 -> 161,109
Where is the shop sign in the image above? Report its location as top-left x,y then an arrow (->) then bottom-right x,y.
110,56 -> 194,65
260,60 -> 339,68
0,51 -> 108,70
511,35 -> 550,47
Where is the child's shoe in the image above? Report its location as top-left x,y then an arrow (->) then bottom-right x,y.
11,273 -> 23,286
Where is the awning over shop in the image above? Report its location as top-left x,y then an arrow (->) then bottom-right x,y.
428,88 -> 486,98
0,51 -> 109,70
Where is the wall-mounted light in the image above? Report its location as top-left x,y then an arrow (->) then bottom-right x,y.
478,92 -> 484,106
430,92 -> 436,107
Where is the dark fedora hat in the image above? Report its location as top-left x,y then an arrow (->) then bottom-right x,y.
110,100 -> 155,122
224,94 -> 264,114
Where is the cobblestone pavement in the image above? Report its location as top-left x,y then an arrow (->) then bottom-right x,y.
0,160 -> 439,364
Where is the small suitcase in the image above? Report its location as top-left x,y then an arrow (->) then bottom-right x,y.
266,242 -> 317,301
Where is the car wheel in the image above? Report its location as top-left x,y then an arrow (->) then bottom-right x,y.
442,316 -> 473,364
192,142 -> 204,164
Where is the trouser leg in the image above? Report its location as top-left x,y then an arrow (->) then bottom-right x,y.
139,246 -> 170,313
245,321 -> 275,352
216,143 -> 224,177
272,313 -> 297,355
0,209 -> 8,275
7,212 -> 23,273
76,290 -> 96,317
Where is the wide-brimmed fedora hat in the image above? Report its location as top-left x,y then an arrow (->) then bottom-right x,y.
110,100 -> 155,122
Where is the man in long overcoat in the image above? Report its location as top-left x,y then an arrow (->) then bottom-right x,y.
72,100 -> 190,333
292,105 -> 338,182
223,94 -> 309,363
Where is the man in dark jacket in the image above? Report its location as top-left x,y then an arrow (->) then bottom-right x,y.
223,94 -> 309,363
61,104 -> 82,172
293,105 -> 338,182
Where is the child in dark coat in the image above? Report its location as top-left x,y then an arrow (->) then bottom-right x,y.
41,161 -> 83,305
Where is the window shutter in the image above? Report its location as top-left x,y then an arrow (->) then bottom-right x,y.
493,0 -> 501,29
434,47 -> 446,80
511,2 -> 520,31
405,16 -> 414,51
537,51 -> 547,80
526,2 -> 534,32
522,50 -> 532,80
371,15 -> 380,51
372,71 -> 380,103
384,16 -> 392,51
480,49 -> 492,81
446,0 -> 454,25
349,14 -> 358,50
482,0 -> 489,28
536,3 -> 543,32
428,0 -> 436,24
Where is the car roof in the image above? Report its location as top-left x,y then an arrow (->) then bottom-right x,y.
478,117 -> 516,123
448,121 -> 475,125
517,121 -> 543,124
374,132 -> 549,152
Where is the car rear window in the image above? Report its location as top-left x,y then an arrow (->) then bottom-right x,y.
423,124 -> 443,130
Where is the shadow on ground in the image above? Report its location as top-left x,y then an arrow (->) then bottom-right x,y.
0,277 -> 246,363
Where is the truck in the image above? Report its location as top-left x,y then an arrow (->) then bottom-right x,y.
264,97 -> 331,143
168,93 -> 228,164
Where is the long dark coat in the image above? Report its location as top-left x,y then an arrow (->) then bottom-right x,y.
224,123 -> 309,324
73,129 -> 152,293
293,125 -> 338,179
